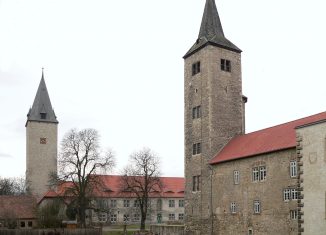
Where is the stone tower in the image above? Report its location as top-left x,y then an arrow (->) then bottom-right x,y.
26,70 -> 58,197
184,0 -> 246,234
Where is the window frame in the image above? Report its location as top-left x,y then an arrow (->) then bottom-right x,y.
290,210 -> 298,220
123,199 -> 130,208
169,199 -> 175,208
234,170 -> 240,185
192,106 -> 201,119
168,213 -> 175,221
253,200 -> 261,214
179,199 -> 184,207
290,161 -> 297,178
192,61 -> 201,76
192,143 -> 201,155
230,202 -> 237,214
221,59 -> 231,72
178,213 -> 184,220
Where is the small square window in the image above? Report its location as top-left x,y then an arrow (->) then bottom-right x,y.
290,210 -> 298,220
168,213 -> 175,221
192,61 -> 201,75
221,59 -> 231,72
20,221 -> 25,227
40,113 -> 47,119
28,221 -> 33,227
192,106 -> 201,119
192,143 -> 201,155
123,199 -> 130,207
123,214 -> 130,222
110,214 -> 117,223
178,213 -> 184,220
169,200 -> 175,207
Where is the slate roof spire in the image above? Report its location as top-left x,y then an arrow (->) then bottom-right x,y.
184,0 -> 241,58
26,69 -> 58,125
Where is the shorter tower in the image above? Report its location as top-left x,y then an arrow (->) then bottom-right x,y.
26,70 -> 58,197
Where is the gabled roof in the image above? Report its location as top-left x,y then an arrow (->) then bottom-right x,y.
184,0 -> 241,58
42,175 -> 185,200
0,195 -> 37,219
26,71 -> 58,125
210,112 -> 326,164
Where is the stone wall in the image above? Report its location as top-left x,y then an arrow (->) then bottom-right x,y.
296,120 -> 326,235
26,121 -> 58,197
212,149 -> 298,234
150,225 -> 184,235
184,44 -> 244,234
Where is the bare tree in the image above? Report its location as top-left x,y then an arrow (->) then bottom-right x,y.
0,176 -> 26,195
120,148 -> 162,231
55,128 -> 115,227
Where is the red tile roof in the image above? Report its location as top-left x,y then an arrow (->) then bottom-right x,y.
0,195 -> 37,219
210,112 -> 326,165
42,175 -> 185,200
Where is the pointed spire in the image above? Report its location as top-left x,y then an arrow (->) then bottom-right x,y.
184,0 -> 241,58
26,69 -> 58,125
198,0 -> 224,39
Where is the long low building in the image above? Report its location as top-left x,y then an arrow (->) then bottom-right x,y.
40,175 -> 185,226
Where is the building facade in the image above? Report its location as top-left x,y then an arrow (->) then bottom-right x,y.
26,71 -> 58,197
40,175 -> 185,226
184,0 -> 326,234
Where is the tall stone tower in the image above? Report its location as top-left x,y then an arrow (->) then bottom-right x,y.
26,70 -> 58,197
184,0 -> 246,234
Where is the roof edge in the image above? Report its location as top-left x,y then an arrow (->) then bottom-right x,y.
183,41 -> 242,59
295,119 -> 326,129
210,146 -> 295,165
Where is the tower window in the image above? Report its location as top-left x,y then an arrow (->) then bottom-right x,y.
192,143 -> 201,155
192,106 -> 201,119
40,113 -> 47,119
290,160 -> 297,178
234,170 -> 240,184
192,175 -> 201,191
221,59 -> 231,72
192,61 -> 201,75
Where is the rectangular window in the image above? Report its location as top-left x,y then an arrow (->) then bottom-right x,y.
283,189 -> 291,201
252,166 -> 266,182
123,199 -> 130,208
192,106 -> 201,119
221,59 -> 231,72
28,221 -> 32,227
111,199 -> 117,208
134,200 -> 140,207
169,200 -> 175,207
290,161 -> 297,178
168,213 -> 175,221
123,214 -> 130,222
252,167 -> 259,182
178,213 -> 184,220
192,61 -> 201,75
230,202 -> 237,214
283,188 -> 298,201
192,175 -> 200,192
248,229 -> 253,235
110,214 -> 117,223
133,214 -> 140,221
179,200 -> 184,207
192,143 -> 201,155
20,221 -> 25,228
259,166 -> 266,181
99,213 -> 107,222
291,188 -> 298,200
234,170 -> 240,184
290,210 -> 298,220
253,200 -> 261,214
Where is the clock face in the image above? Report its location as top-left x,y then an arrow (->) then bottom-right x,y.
40,138 -> 47,144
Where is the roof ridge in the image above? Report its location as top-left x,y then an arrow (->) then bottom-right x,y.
245,111 -> 326,135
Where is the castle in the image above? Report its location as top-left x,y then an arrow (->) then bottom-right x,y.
184,0 -> 326,234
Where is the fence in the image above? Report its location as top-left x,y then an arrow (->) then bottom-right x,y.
0,228 -> 101,235
150,225 -> 184,235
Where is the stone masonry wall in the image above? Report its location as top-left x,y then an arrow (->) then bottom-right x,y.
26,121 -> 57,197
296,120 -> 326,235
212,149 -> 298,235
184,45 -> 244,235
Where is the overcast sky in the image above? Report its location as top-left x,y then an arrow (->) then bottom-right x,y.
0,0 -> 325,178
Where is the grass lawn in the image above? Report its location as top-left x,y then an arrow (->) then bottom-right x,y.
103,231 -> 135,235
